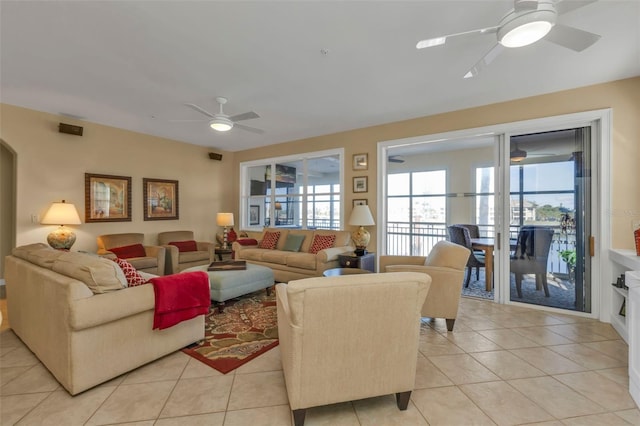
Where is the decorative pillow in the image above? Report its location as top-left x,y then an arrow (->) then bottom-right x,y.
283,234 -> 305,252
169,240 -> 198,252
258,231 -> 281,250
112,258 -> 147,287
237,238 -> 258,246
309,234 -> 336,254
109,243 -> 146,259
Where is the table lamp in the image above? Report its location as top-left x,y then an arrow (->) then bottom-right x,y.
216,212 -> 235,249
348,204 -> 375,256
41,200 -> 82,250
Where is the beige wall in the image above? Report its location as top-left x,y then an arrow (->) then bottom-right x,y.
0,105 -> 235,253
232,77 -> 640,251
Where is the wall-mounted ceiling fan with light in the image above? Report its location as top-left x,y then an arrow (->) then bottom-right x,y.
416,0 -> 601,79
171,97 -> 264,134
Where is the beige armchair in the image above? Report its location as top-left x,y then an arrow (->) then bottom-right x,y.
276,272 -> 431,426
158,230 -> 215,275
97,233 -> 166,276
379,240 -> 470,331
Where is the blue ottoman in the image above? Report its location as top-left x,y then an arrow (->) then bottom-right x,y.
181,263 -> 274,305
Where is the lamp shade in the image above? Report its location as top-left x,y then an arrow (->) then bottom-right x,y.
216,212 -> 234,227
41,200 -> 81,225
348,205 -> 375,226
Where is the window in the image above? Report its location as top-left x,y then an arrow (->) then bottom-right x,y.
387,170 -> 447,256
240,150 -> 342,229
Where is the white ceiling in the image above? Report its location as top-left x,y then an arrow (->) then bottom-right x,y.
1,1 -> 639,153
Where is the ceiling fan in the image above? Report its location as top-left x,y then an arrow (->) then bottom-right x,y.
388,155 -> 406,163
172,97 -> 264,134
416,0 -> 601,78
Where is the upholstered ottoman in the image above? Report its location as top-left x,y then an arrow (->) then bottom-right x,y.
181,263 -> 274,307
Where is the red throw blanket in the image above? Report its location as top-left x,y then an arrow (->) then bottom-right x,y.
149,271 -> 211,330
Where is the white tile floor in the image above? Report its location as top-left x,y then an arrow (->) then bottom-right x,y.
1,297 -> 639,425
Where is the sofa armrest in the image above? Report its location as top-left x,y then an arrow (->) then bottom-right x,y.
316,246 -> 354,263
379,255 -> 427,272
144,245 -> 166,276
231,240 -> 259,252
69,284 -> 155,331
162,245 -> 179,275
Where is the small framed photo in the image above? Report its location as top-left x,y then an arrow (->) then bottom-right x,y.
352,153 -> 368,171
353,199 -> 368,207
143,178 -> 179,221
85,173 -> 132,223
249,205 -> 260,226
353,176 -> 368,193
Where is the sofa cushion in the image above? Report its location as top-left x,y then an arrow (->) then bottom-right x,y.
259,231 -> 281,249
309,234 -> 336,254
283,234 -> 305,252
286,252 -> 317,270
314,229 -> 351,247
179,250 -> 209,263
110,243 -> 146,259
169,240 -> 198,252
262,250 -> 289,265
112,258 -> 147,287
52,252 -> 127,293
239,248 -> 266,262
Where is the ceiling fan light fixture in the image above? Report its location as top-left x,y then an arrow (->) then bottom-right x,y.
510,147 -> 528,162
498,6 -> 556,48
209,117 -> 233,132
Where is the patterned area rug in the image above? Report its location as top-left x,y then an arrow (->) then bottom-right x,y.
182,289 -> 278,374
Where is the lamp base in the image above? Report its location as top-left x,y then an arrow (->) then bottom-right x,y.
354,248 -> 367,256
47,226 -> 76,250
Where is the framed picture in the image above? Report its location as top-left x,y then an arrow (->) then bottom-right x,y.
85,173 -> 132,222
353,176 -> 368,193
353,199 -> 368,207
352,153 -> 368,170
249,205 -> 260,225
143,178 -> 179,221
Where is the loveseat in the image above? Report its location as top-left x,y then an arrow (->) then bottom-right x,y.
4,243 -> 204,395
232,228 -> 354,282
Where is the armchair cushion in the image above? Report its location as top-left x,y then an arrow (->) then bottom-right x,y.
169,240 -> 198,252
109,243 -> 147,259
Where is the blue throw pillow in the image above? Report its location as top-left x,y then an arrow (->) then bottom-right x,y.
283,234 -> 305,252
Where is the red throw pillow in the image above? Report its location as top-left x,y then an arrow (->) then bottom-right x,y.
169,240 -> 198,252
109,243 -> 146,259
258,231 -> 281,250
112,258 -> 147,287
309,234 -> 336,254
237,238 -> 258,246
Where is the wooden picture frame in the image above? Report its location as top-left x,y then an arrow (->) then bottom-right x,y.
352,153 -> 368,170
85,173 -> 132,222
353,199 -> 368,207
249,205 -> 260,225
353,176 -> 368,193
143,178 -> 179,221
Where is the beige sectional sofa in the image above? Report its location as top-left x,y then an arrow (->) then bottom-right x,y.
5,243 -> 204,395
232,228 -> 355,282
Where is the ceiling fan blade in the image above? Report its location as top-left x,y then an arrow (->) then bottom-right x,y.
168,119 -> 208,123
235,123 -> 265,135
463,43 -> 504,78
545,24 -> 601,52
388,156 -> 405,163
416,26 -> 498,49
184,103 -> 216,119
229,111 -> 260,122
555,0 -> 598,16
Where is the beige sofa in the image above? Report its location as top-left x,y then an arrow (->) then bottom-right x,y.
5,243 -> 204,395
158,230 -> 215,275
232,228 -> 354,282
97,233 -> 166,275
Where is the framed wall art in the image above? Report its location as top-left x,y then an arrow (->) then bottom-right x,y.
143,178 -> 179,221
352,153 -> 368,171
249,205 -> 260,225
85,173 -> 132,222
353,176 -> 368,193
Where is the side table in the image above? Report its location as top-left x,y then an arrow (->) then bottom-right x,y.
338,252 -> 375,272
214,247 -> 233,261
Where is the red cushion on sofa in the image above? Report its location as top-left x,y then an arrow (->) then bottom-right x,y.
169,240 -> 198,252
109,243 -> 146,259
309,234 -> 336,254
237,238 -> 258,246
112,258 -> 147,287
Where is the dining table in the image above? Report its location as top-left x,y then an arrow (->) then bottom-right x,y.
470,238 -> 496,291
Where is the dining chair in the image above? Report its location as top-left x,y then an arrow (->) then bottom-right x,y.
511,226 -> 555,297
447,225 -> 486,288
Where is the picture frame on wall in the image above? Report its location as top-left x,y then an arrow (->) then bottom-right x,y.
353,199 -> 368,207
249,205 -> 260,225
85,173 -> 132,223
352,153 -> 368,171
353,176 -> 368,193
143,178 -> 179,221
